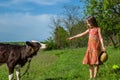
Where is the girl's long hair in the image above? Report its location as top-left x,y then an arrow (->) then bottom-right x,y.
86,16 -> 99,27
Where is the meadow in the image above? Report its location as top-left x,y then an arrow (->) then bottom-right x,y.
0,47 -> 120,80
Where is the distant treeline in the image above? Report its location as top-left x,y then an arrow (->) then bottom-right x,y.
1,42 -> 25,45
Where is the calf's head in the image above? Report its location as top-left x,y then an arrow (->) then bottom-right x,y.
26,41 -> 41,58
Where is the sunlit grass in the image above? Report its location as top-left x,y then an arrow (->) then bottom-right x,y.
0,47 -> 120,80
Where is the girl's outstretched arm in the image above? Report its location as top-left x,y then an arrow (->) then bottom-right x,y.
67,29 -> 89,40
98,28 -> 106,51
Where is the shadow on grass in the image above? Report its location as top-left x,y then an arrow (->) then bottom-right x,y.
45,77 -> 67,80
111,68 -> 120,74
45,75 -> 82,80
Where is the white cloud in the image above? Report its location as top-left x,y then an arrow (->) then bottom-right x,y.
0,13 -> 56,42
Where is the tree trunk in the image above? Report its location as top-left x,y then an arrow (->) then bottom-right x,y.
109,35 -> 117,48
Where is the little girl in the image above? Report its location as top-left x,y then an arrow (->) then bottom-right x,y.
67,16 -> 106,79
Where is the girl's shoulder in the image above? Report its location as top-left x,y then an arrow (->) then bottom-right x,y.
93,27 -> 101,31
97,27 -> 101,31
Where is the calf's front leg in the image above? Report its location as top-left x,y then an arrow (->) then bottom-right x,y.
7,62 -> 15,80
15,65 -> 21,80
9,74 -> 13,80
8,67 -> 14,80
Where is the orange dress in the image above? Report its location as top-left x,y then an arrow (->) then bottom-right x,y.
83,28 -> 100,65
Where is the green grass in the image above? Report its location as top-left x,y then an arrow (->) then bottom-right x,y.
0,47 -> 120,80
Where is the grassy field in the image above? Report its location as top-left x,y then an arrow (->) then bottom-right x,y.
0,47 -> 120,80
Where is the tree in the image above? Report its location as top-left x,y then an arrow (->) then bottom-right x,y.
62,5 -> 82,35
69,20 -> 88,48
47,4 -> 88,49
48,17 -> 69,49
54,26 -> 68,49
60,5 -> 88,48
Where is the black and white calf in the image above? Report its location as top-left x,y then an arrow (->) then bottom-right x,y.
0,41 -> 44,80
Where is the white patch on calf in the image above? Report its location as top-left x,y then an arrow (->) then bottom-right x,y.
40,43 -> 46,49
9,74 -> 13,80
31,40 -> 46,49
31,40 -> 39,43
16,71 -> 20,80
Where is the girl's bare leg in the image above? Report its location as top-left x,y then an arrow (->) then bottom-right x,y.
89,65 -> 94,79
94,64 -> 99,78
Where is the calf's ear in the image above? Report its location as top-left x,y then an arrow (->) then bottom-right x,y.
26,41 -> 33,47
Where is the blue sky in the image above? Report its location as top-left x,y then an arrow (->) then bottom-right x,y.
0,0 -> 85,42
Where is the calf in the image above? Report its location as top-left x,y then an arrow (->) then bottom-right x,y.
0,41 -> 41,80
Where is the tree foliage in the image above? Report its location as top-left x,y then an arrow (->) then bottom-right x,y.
69,21 -> 88,48
54,26 -> 68,49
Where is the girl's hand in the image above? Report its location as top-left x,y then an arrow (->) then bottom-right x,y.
67,37 -> 73,41
102,47 -> 106,52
